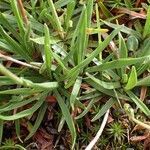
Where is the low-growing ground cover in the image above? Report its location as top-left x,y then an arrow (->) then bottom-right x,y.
0,0 -> 150,149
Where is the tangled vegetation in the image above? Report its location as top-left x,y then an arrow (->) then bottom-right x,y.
0,0 -> 150,149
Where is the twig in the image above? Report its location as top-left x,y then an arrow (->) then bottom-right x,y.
0,53 -> 39,69
85,109 -> 110,150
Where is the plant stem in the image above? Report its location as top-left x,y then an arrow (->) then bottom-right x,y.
0,63 -> 24,85
0,64 -> 58,90
132,118 -> 150,130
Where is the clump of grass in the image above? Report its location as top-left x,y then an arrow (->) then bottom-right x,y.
0,0 -> 150,149
107,122 -> 126,144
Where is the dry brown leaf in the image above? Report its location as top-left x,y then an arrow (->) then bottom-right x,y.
140,73 -> 148,101
46,96 -> 57,103
140,86 -> 147,101
118,8 -> 146,19
144,136 -> 150,150
136,0 -> 147,7
130,134 -> 149,142
107,115 -> 114,123
81,83 -> 91,90
34,128 -> 54,150
131,124 -> 146,133
85,116 -> 91,128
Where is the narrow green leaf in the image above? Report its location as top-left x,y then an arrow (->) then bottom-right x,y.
86,56 -> 149,73
74,5 -> 87,65
30,36 -> 60,45
65,0 -> 75,30
44,24 -> 52,78
79,91 -> 101,101
44,13 -> 57,29
124,66 -> 137,90
0,94 -> 46,120
58,116 -> 65,132
52,52 -> 68,71
0,26 -> 31,61
25,102 -> 48,140
23,23 -> 34,55
101,20 -> 141,39
0,145 -> 26,150
75,98 -> 99,119
0,96 -> 37,113
54,90 -> 76,150
137,63 -> 150,76
92,98 -> 116,122
0,12 -> 21,40
48,0 -> 64,38
55,0 -> 72,8
0,88 -> 42,95
15,119 -> 22,142
86,73 -> 121,89
85,78 -> 129,100
119,33 -> 128,58
28,81 -> 59,90
124,0 -> 132,8
10,0 -> 25,35
87,0 -> 93,27
0,40 -> 14,52
62,28 -> 121,80
70,77 -> 82,110
126,91 -> 150,116
136,75 -> 150,86
143,6 -> 150,38
64,70 -> 80,89
138,37 -> 150,57
95,3 -> 102,45
134,20 -> 143,33
119,32 -> 128,75
28,13 -> 44,33
98,2 -> 113,18
0,120 -> 3,145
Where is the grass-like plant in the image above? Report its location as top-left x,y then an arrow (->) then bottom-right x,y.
107,122 -> 126,144
0,0 -> 150,149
